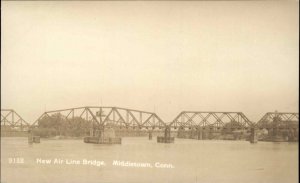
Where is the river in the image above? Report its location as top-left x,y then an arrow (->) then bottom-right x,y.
1,137 -> 298,183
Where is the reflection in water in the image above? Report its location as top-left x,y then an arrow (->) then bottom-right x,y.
1,137 -> 298,183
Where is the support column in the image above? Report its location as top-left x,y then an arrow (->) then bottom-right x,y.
28,129 -> 33,144
197,128 -> 202,140
89,128 -> 94,137
148,131 -> 152,140
164,126 -> 171,139
157,126 -> 174,143
250,128 -> 257,143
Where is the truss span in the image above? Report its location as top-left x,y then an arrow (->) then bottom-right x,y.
256,112 -> 299,129
169,111 -> 253,129
32,106 -> 166,129
1,109 -> 30,129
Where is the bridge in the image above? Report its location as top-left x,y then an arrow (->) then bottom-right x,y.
1,109 -> 30,130
1,107 -> 298,142
31,108 -> 255,131
31,106 -> 166,129
169,111 -> 254,130
255,112 -> 299,142
256,112 -> 299,129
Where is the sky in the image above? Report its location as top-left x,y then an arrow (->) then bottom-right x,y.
1,1 -> 299,124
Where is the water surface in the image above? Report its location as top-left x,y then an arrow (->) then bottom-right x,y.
1,137 -> 298,183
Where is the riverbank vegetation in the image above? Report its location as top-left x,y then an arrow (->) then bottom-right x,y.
32,113 -> 91,137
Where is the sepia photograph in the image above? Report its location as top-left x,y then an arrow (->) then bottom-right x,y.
1,1 -> 299,183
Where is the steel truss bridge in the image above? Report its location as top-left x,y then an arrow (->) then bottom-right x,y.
1,109 -> 30,130
169,111 -> 254,130
31,106 -> 166,129
256,112 -> 299,129
1,107 -> 299,131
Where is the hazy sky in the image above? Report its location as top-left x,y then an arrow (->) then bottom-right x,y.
1,1 -> 299,124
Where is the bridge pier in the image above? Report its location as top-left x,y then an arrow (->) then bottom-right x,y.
84,127 -> 121,144
89,128 -> 94,137
197,128 -> 202,140
28,129 -> 40,144
249,128 -> 257,143
157,126 -> 174,143
28,130 -> 33,144
148,131 -> 153,140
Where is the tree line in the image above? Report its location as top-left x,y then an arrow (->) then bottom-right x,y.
33,113 -> 92,137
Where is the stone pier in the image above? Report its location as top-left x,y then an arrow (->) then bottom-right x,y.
148,131 -> 153,140
28,130 -> 40,144
249,128 -> 258,143
157,127 -> 174,143
197,128 -> 202,140
84,127 -> 122,144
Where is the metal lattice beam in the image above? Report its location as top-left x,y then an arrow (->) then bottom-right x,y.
256,112 -> 299,129
169,111 -> 253,129
1,109 -> 30,129
31,106 -> 166,129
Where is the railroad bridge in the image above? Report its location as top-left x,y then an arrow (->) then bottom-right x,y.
31,106 -> 166,129
28,106 -> 168,137
1,109 -> 30,130
1,109 -> 30,137
1,108 -> 298,141
255,112 -> 299,141
256,112 -> 298,129
169,111 -> 254,130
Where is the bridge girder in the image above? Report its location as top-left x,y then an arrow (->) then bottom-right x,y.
1,109 -> 30,129
256,112 -> 299,129
169,111 -> 253,129
32,106 -> 166,129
